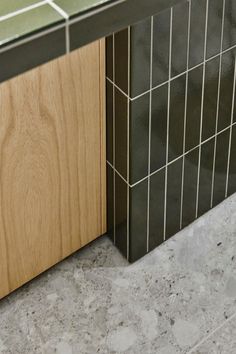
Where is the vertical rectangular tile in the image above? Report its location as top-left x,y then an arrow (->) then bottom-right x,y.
185,65 -> 203,151
106,164 -> 114,239
106,35 -> 113,80
130,93 -> 149,184
182,148 -> 199,228
207,0 -> 224,59
152,9 -> 171,87
115,88 -> 128,179
129,180 -> 148,262
189,0 -> 207,68
149,169 -> 165,251
213,128 -> 230,206
202,57 -> 220,141
198,138 -> 215,216
151,83 -> 168,173
106,80 -> 113,164
166,158 -> 183,239
223,0 -> 236,50
218,49 -> 236,132
115,173 -> 128,257
114,29 -> 129,94
130,17 -> 151,98
168,74 -> 186,162
171,1 -> 189,77
228,125 -> 236,196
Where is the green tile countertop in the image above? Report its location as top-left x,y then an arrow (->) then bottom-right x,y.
0,0 -> 182,83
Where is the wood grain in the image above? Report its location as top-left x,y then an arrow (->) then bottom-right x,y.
0,39 -> 106,299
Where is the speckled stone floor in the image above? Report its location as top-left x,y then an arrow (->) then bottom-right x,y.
1,194 -> 236,354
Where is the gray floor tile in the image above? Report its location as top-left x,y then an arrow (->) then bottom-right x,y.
190,314 -> 236,354
1,194 -> 236,353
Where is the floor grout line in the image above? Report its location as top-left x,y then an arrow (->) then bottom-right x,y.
187,311 -> 236,353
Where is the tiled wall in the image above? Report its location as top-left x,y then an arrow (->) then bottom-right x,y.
106,0 -> 236,262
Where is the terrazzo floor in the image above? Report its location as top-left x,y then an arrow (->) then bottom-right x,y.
1,194 -> 236,353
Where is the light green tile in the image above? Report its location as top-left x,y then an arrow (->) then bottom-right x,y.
54,0 -> 111,17
0,0 -> 41,17
0,4 -> 64,46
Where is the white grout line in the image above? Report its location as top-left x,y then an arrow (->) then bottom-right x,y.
69,0 -> 126,25
107,122 -> 236,191
163,7 -> 173,242
47,0 -> 70,53
126,26 -> 131,261
225,56 -> 236,197
210,0 -> 225,208
146,16 -> 154,253
180,0 -> 191,230
107,43 -> 236,103
187,311 -> 236,354
0,0 -> 48,22
195,0 -> 209,218
113,33 -> 116,245
106,77 -> 130,99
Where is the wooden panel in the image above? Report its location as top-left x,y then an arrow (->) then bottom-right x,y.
0,39 -> 106,299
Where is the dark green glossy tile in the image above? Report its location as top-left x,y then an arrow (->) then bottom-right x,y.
198,138 -> 214,216
54,0 -> 111,17
106,35 -> 113,80
106,80 -> 113,164
182,148 -> 199,228
115,88 -> 128,180
228,125 -> 236,196
130,93 -> 149,184
151,83 -> 168,173
0,5 -> 64,47
223,0 -> 236,50
115,173 -> 128,258
171,0 -> 189,77
202,57 -> 220,141
152,8 -> 170,87
207,0 -> 224,59
149,169 -> 165,251
114,29 -> 129,95
0,0 -> 41,17
129,180 -> 148,262
218,49 -> 236,132
166,157 -> 183,239
0,28 -> 66,82
168,74 -> 186,162
130,17 -> 151,97
189,0 -> 206,68
185,65 -> 203,151
106,164 -> 114,240
213,128 -> 230,206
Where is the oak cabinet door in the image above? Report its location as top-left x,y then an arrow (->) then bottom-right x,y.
0,40 -> 106,299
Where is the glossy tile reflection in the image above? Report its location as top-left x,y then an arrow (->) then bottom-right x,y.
182,148 -> 199,228
130,93 -> 149,184
106,0 -> 236,262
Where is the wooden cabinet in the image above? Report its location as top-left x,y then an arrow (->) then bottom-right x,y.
0,40 -> 106,299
